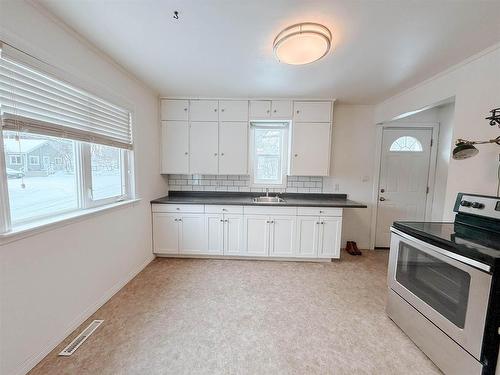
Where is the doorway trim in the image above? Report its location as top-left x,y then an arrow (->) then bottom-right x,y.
369,122 -> 440,249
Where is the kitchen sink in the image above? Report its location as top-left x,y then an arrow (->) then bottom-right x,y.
253,196 -> 285,204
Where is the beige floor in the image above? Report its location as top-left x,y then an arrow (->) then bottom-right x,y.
29,250 -> 441,375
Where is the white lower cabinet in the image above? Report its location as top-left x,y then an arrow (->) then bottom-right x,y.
269,216 -> 296,257
206,213 -> 244,255
297,216 -> 342,258
244,215 -> 270,256
318,217 -> 342,258
153,205 -> 342,260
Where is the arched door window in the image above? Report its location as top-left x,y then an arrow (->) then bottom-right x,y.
389,136 -> 423,152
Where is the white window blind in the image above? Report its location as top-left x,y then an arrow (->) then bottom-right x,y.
0,46 -> 133,149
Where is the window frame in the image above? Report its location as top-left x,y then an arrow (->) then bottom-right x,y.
28,155 -> 40,165
9,154 -> 22,165
248,121 -> 290,189
0,129 -> 133,233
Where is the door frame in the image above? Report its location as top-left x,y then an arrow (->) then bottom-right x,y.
369,122 -> 440,249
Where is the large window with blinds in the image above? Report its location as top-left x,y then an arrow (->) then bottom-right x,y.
0,44 -> 134,231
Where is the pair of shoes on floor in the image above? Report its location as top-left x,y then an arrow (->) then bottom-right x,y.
345,241 -> 362,256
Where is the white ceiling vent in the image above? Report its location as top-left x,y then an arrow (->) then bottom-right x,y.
59,320 -> 104,356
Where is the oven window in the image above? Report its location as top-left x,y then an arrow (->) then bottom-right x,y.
396,242 -> 471,328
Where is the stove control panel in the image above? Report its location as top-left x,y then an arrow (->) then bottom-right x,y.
455,193 -> 500,219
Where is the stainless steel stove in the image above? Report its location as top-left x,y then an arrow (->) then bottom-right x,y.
387,193 -> 500,375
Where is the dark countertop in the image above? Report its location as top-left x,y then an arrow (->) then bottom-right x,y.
393,221 -> 500,271
151,191 -> 367,208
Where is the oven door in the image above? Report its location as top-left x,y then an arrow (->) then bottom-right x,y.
388,228 -> 492,360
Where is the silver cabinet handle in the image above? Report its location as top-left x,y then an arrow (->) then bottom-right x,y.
380,197 -> 386,201
214,108 -> 217,112
221,153 -> 224,156
214,153 -> 218,156
174,219 -> 178,222
184,108 -> 187,111
225,219 -> 229,223
321,222 -> 324,225
316,222 -> 320,225
273,109 -> 277,113
184,152 -> 188,155
319,210 -> 324,214
221,109 -> 225,112
220,219 -> 224,222
294,154 -> 298,157
296,110 -> 300,114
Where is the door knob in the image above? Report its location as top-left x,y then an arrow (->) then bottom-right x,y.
379,197 -> 386,201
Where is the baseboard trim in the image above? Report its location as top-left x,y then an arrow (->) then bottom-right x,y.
11,254 -> 154,375
155,253 -> 336,263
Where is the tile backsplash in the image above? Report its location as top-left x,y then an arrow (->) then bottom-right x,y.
168,175 -> 324,193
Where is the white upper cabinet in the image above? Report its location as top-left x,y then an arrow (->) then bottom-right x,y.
189,122 -> 219,174
219,122 -> 248,175
290,122 -> 331,176
249,100 -> 293,119
161,99 -> 189,121
219,100 -> 249,121
161,121 -> 189,174
249,100 -> 271,118
271,100 -> 292,118
190,100 -> 219,121
293,101 -> 332,122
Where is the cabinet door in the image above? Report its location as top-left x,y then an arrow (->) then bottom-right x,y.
206,214 -> 224,254
271,100 -> 292,118
269,215 -> 296,257
293,101 -> 332,122
189,121 -> 219,174
179,214 -> 207,254
224,214 -> 244,255
319,217 -> 342,258
190,100 -> 219,121
296,216 -> 320,257
161,99 -> 189,121
249,100 -> 271,118
153,213 -> 179,254
219,122 -> 248,175
290,122 -> 331,176
219,100 -> 248,121
161,121 -> 189,174
244,215 -> 270,256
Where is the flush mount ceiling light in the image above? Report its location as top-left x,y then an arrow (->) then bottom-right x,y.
273,23 -> 332,65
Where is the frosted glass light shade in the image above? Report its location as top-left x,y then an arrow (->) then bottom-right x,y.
273,23 -> 332,65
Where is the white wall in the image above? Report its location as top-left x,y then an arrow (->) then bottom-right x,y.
324,104 -> 375,249
375,44 -> 500,216
0,2 -> 168,375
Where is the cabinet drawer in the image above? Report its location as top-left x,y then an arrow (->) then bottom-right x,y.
297,207 -> 343,217
293,101 -> 332,122
152,204 -> 204,213
161,99 -> 189,121
244,206 -> 297,216
204,205 -> 244,214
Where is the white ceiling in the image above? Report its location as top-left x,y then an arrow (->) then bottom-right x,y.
39,0 -> 500,104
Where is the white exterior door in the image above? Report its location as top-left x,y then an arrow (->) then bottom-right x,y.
269,216 -> 296,257
153,213 -> 179,254
290,122 -> 331,176
189,121 -> 219,174
161,121 -> 189,174
318,217 -> 342,258
179,214 -> 207,254
375,128 -> 433,247
296,216 -> 320,257
219,122 -> 248,175
224,214 -> 244,255
244,215 -> 269,256
206,214 -> 224,254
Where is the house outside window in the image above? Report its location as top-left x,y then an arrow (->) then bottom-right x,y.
29,155 -> 40,165
9,155 -> 22,165
249,122 -> 289,188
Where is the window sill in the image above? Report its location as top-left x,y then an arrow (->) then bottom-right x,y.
0,198 -> 142,246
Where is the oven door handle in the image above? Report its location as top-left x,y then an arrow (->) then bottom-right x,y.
390,227 -> 491,273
